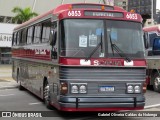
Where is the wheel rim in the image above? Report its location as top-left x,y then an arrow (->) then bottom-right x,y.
154,77 -> 160,89
44,84 -> 50,102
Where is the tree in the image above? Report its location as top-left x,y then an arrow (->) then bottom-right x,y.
12,7 -> 38,23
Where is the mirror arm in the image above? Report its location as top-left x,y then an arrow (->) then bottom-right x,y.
51,48 -> 57,59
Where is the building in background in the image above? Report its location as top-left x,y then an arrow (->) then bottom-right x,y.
0,23 -> 18,64
154,0 -> 160,24
128,0 -> 160,26
104,0 -> 114,6
114,0 -> 128,11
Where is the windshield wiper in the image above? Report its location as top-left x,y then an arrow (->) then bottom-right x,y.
85,33 -> 103,61
109,33 -> 131,62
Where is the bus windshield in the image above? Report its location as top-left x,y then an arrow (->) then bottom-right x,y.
60,19 -> 145,59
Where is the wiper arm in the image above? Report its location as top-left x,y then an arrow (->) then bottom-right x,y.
85,33 -> 103,61
109,33 -> 131,62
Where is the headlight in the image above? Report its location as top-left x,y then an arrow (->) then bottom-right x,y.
79,85 -> 87,93
134,85 -> 141,93
71,85 -> 79,93
127,85 -> 134,93
70,83 -> 87,94
126,83 -> 141,94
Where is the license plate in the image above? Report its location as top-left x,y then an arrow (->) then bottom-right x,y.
99,86 -> 115,92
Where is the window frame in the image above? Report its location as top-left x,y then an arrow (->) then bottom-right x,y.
33,23 -> 42,44
41,19 -> 52,43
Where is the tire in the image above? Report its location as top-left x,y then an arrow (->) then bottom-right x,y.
153,73 -> 160,93
17,72 -> 24,90
43,81 -> 52,109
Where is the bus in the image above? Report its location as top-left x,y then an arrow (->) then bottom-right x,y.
143,25 -> 160,92
12,3 -> 146,111
143,25 -> 160,55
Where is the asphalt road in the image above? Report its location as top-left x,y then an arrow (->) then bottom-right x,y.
0,65 -> 160,120
0,87 -> 160,120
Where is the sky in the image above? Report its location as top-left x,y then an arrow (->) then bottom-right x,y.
156,0 -> 160,10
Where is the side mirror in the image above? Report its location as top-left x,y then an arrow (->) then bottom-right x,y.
143,32 -> 149,49
152,37 -> 160,55
49,31 -> 57,46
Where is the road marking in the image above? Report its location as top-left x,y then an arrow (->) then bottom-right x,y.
28,102 -> 41,105
0,94 -> 15,97
145,104 -> 160,109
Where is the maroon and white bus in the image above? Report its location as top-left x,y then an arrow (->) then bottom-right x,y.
12,3 -> 146,111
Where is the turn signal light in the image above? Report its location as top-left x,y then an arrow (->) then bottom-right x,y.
69,5 -> 72,10
143,83 -> 147,93
101,6 -> 105,10
60,82 -> 68,95
130,9 -> 135,13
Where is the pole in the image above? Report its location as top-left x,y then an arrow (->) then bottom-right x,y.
103,0 -> 106,4
61,0 -> 64,4
151,0 -> 154,25
32,0 -> 37,12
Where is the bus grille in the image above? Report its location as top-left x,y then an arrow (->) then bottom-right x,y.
59,66 -> 146,96
59,66 -> 145,81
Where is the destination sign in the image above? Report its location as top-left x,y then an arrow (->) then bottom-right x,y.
84,11 -> 123,18
73,4 -> 114,10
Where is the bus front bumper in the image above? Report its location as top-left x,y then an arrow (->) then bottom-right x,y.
53,96 -> 145,111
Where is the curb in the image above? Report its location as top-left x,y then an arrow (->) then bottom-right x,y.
0,79 -> 18,89
144,104 -> 160,110
0,86 -> 18,89
0,78 -> 14,81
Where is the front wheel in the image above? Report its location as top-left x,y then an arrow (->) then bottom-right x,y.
43,81 -> 52,109
153,73 -> 160,93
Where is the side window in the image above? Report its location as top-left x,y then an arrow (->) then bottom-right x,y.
51,21 -> 57,45
13,32 -> 17,46
33,24 -> 42,43
17,31 -> 21,45
42,20 -> 51,42
27,26 -> 34,44
21,28 -> 27,44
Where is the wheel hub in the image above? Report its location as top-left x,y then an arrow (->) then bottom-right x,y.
44,85 -> 49,101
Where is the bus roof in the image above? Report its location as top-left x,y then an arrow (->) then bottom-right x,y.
14,3 -> 141,31
53,3 -> 126,14
143,24 -> 160,33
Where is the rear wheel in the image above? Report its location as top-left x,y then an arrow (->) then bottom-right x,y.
153,73 -> 160,93
43,81 -> 52,109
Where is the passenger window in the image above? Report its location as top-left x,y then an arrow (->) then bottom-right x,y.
51,22 -> 57,45
33,24 -> 42,43
27,26 -> 34,44
21,28 -> 27,44
17,31 -> 21,45
42,20 -> 51,42
13,32 -> 17,46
